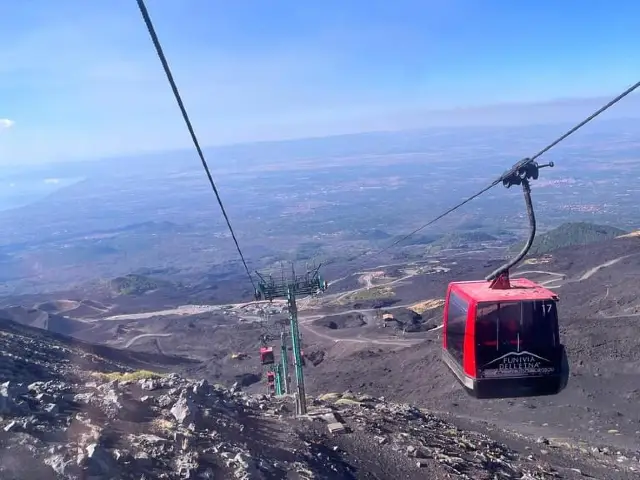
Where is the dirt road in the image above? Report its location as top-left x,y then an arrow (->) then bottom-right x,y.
578,253 -> 638,281
97,260 -> 617,352
124,333 -> 172,348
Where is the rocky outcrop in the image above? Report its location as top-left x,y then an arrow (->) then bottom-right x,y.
1,317 -> 638,479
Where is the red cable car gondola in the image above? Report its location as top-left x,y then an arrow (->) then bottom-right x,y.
442,159 -> 569,399
260,346 -> 275,365
266,371 -> 275,395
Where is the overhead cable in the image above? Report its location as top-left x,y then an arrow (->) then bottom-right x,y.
354,80 -> 640,263
135,0 -> 256,290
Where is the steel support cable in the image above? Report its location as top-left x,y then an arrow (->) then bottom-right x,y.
345,80 -> 640,267
530,80 -> 640,162
135,0 -> 256,290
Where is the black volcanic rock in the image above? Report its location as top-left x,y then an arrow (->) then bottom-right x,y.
1,311 -> 629,479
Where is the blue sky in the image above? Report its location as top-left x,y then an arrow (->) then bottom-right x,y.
0,0 -> 639,165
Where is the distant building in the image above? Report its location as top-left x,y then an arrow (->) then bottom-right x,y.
381,312 -> 395,327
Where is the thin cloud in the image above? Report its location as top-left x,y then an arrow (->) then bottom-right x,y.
0,119 -> 14,130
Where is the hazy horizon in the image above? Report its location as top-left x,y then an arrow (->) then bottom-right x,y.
1,102 -> 639,171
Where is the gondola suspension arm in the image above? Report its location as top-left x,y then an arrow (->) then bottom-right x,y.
485,160 -> 554,288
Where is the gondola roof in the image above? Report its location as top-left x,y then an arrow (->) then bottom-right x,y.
451,278 -> 559,302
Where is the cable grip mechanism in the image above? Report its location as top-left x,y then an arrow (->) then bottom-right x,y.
501,158 -> 554,188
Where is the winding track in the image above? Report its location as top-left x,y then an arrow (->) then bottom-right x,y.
298,256 -> 633,345
578,254 -> 637,281
124,333 -> 172,348
98,257 -> 630,350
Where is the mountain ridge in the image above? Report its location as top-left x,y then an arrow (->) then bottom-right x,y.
508,221 -> 628,257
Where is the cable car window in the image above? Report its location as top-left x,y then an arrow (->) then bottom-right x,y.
476,300 -> 558,351
446,291 -> 468,363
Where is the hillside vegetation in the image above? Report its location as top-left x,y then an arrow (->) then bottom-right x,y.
423,231 -> 497,254
109,273 -> 172,296
509,222 -> 627,256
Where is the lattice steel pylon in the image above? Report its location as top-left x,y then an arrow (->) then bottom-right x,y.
258,308 -> 290,395
255,262 -> 328,415
274,364 -> 284,396
280,330 -> 290,394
